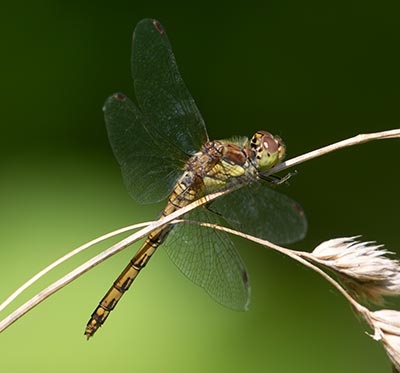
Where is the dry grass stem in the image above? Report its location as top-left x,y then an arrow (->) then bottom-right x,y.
0,222 -> 152,313
0,128 -> 398,368
0,190 -> 225,333
264,128 -> 400,176
179,219 -> 369,314
179,220 -> 400,370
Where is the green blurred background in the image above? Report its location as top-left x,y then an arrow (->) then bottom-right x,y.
0,1 -> 399,372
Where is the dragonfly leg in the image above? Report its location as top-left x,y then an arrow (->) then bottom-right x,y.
259,170 -> 297,185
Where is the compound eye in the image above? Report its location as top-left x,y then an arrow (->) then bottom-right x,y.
262,134 -> 279,154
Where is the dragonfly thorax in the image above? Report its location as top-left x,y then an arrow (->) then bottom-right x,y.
86,19 -> 308,339
180,140 -> 255,195
186,133 -> 285,195
248,131 -> 285,171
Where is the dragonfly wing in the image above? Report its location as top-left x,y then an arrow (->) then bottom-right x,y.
132,19 -> 209,156
210,182 -> 307,245
104,93 -> 184,204
163,207 -> 251,311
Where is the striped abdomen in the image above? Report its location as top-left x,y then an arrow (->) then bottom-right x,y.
84,172 -> 200,338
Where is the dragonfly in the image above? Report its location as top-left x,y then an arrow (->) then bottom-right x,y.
85,18 -> 307,338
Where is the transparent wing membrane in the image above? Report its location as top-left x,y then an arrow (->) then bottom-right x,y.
132,19 -> 209,156
104,19 -> 209,204
211,182 -> 307,245
94,18 -> 308,338
104,93 -> 184,204
163,208 -> 251,311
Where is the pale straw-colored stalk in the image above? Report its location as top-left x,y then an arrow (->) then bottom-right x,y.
0,128 -> 399,367
0,222 -> 152,313
0,190 -> 225,333
263,128 -> 400,176
174,220 -> 400,371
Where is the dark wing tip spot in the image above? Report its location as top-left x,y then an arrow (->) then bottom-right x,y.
293,202 -> 305,216
242,271 -> 249,287
153,19 -> 164,34
114,92 -> 127,102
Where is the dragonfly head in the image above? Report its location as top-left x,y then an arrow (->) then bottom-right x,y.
249,131 -> 286,171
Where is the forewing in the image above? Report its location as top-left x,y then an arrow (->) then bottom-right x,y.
132,19 -> 209,155
163,207 -> 251,311
104,93 -> 184,204
211,182 -> 307,245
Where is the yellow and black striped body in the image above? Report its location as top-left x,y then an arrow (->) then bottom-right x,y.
84,139 -> 257,338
